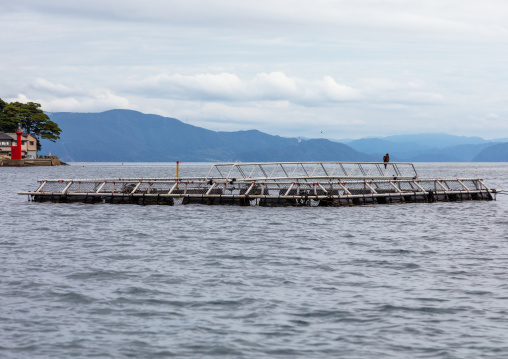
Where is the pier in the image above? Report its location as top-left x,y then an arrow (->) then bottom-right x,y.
19,162 -> 496,206
1,156 -> 65,167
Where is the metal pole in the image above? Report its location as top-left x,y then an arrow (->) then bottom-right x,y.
176,161 -> 179,189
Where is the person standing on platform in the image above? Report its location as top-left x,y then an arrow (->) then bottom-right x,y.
383,153 -> 390,169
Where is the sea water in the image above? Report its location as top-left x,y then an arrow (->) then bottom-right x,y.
1,162 -> 508,358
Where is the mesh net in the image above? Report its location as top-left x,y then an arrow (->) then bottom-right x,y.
28,173 -> 492,206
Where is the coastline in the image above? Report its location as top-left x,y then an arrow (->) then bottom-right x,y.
0,156 -> 67,167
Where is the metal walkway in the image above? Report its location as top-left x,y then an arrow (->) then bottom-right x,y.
19,162 -> 496,206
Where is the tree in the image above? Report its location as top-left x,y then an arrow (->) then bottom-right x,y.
0,99 -> 61,151
0,98 -> 18,133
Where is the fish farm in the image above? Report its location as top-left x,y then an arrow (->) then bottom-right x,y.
19,162 -> 497,207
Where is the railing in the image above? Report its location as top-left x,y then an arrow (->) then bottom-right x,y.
26,176 -> 492,198
19,162 -> 496,205
205,162 -> 418,180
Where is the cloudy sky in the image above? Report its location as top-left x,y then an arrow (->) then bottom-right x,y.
1,0 -> 508,139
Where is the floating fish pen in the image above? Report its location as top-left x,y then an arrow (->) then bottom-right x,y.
19,162 -> 497,207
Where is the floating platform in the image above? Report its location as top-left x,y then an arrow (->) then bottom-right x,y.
19,162 -> 497,206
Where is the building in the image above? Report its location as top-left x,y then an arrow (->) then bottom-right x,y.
0,132 -> 38,159
0,132 -> 14,158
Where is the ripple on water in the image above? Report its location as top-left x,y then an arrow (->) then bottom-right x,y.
2,163 -> 508,358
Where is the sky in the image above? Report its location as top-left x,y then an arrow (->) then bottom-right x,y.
1,0 -> 508,140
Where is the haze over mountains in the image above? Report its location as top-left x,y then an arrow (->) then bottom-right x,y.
341,135 -> 502,162
41,109 -> 508,162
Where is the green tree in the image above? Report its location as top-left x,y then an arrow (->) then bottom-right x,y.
0,98 -> 19,133
0,99 -> 61,151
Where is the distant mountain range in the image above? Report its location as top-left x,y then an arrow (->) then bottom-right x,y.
40,109 -> 508,162
340,135 -> 501,162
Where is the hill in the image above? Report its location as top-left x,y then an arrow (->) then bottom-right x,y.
237,139 -> 373,162
41,110 -> 373,162
473,142 -> 508,161
345,135 -> 498,162
382,133 -> 488,148
40,110 -> 508,162
405,143 -> 496,162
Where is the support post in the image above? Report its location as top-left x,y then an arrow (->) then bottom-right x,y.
176,161 -> 180,189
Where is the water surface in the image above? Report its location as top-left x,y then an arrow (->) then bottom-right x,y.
1,162 -> 508,358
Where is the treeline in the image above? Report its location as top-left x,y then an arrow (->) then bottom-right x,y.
0,98 -> 61,150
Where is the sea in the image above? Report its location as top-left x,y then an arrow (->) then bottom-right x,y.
1,162 -> 508,358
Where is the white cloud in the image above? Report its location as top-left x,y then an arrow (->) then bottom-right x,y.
30,79 -> 84,97
52,93 -> 128,113
12,88 -> 130,113
1,0 -> 508,139
5,94 -> 31,104
361,78 -> 422,92
133,72 -> 360,105
4,0 -> 508,41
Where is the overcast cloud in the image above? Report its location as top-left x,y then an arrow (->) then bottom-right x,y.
1,0 -> 507,139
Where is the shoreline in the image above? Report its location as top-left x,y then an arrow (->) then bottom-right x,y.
0,156 -> 67,167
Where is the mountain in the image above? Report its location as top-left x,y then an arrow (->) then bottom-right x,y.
405,143 -> 496,162
40,110 -> 370,162
347,138 -> 429,160
473,142 -> 508,161
39,109 -> 507,162
345,135 -> 497,162
381,133 -> 488,148
237,139 -> 374,162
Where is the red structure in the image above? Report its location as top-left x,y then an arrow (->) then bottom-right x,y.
10,128 -> 24,160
